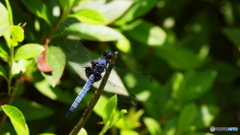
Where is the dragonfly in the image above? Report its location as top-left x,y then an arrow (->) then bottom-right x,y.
50,23 -> 151,117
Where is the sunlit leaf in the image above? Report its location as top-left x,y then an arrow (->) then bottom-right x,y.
116,37 -> 131,53
177,103 -> 197,133
44,45 -> 65,87
74,0 -> 133,24
1,105 -> 29,135
10,26 -> 24,46
123,20 -> 166,46
115,0 -> 159,25
14,44 -> 45,61
70,8 -> 105,24
143,117 -> 161,135
0,65 -> 7,79
69,23 -> 123,41
21,0 -> 51,25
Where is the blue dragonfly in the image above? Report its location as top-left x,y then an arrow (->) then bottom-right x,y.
50,23 -> 151,117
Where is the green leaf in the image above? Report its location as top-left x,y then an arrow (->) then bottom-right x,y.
39,133 -> 56,135
69,23 -> 123,41
103,95 -> 117,123
115,0 -> 159,25
0,26 -> 10,37
21,0 -> 51,25
58,0 -> 80,11
172,69 -> 217,102
10,26 -> 24,46
70,9 -> 105,24
34,79 -> 73,104
192,104 -> 219,128
0,1 -> 10,48
177,103 -> 197,133
12,59 -> 32,75
5,0 -> 13,26
143,117 -> 162,135
222,28 -> 240,47
45,45 -> 65,87
14,44 -> 45,61
0,41 -> 9,58
0,65 -> 7,79
74,0 -> 133,24
115,107 -> 143,129
0,1 -> 10,26
94,96 -> 109,117
100,95 -> 127,134
78,128 -> 88,135
156,46 -> 202,70
123,20 -> 166,46
120,130 -> 139,135
12,98 -> 54,121
1,105 -> 29,135
116,37 -> 131,53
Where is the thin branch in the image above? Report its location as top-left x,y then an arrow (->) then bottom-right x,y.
69,51 -> 118,135
0,71 -> 23,130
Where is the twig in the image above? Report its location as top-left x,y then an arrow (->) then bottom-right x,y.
0,71 -> 23,130
69,52 -> 118,135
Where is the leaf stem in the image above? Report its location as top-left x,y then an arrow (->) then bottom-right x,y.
0,71 -> 23,130
69,52 -> 118,135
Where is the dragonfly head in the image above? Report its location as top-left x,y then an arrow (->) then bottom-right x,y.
103,51 -> 113,60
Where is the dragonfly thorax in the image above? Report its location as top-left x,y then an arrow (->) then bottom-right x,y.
85,52 -> 112,82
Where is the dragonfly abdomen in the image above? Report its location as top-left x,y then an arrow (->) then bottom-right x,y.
66,74 -> 95,117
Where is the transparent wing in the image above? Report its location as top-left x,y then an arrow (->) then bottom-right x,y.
50,23 -> 152,105
59,22 -> 92,64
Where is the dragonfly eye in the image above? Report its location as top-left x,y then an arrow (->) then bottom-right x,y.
103,51 -> 113,60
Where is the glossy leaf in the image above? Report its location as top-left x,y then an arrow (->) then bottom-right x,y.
103,95 -> 118,123
34,79 -> 73,104
192,104 -> 219,128
101,95 -> 127,134
222,28 -> 240,47
39,133 -> 56,135
10,25 -> 24,46
143,117 -> 162,135
0,1 -> 10,48
115,0 -> 159,25
69,23 -> 123,41
156,46 -> 202,70
172,69 -> 217,102
124,20 -> 166,46
0,26 -> 9,37
12,98 -> 54,121
5,0 -> 13,26
177,103 -> 197,133
12,59 -> 32,75
74,0 -> 133,24
58,0 -> 80,11
14,44 -> 45,61
0,1 -> 10,26
44,45 -> 65,87
21,0 -> 50,25
0,65 -> 7,79
78,128 -> 88,135
116,37 -> 131,53
70,8 -> 105,24
1,105 -> 29,135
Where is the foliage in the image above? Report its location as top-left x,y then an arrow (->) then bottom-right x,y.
0,0 -> 240,134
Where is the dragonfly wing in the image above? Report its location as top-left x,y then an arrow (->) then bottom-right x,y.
91,69 -> 143,105
49,45 -> 89,84
59,23 -> 92,64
